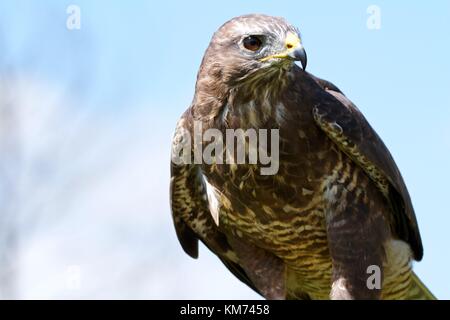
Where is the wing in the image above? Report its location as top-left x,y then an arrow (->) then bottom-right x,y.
308,73 -> 423,260
170,113 -> 262,295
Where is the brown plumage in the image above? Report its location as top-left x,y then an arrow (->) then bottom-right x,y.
170,14 -> 434,299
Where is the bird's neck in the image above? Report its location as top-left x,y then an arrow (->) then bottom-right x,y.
192,67 -> 294,129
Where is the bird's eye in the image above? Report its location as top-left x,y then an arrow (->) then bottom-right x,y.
243,36 -> 263,52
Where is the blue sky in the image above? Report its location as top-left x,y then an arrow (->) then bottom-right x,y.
0,1 -> 449,299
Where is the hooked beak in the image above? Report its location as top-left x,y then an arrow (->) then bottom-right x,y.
259,32 -> 308,70
288,46 -> 307,70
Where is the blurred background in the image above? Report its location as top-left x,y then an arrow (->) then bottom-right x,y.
0,0 -> 449,299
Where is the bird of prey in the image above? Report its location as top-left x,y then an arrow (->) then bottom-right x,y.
170,14 -> 434,299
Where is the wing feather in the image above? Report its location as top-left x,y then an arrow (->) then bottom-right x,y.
308,74 -> 423,260
170,114 -> 263,295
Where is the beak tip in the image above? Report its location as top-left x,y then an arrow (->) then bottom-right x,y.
301,58 -> 307,71
299,49 -> 307,71
289,47 -> 307,70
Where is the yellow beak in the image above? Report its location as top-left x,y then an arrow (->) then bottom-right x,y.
260,32 -> 307,70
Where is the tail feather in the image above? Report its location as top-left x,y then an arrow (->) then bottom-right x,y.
407,272 -> 436,300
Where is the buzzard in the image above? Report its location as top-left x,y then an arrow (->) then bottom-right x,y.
170,14 -> 434,299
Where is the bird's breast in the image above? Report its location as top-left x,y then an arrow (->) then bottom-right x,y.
198,94 -> 350,297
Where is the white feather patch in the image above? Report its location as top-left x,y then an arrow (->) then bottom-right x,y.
203,176 -> 221,226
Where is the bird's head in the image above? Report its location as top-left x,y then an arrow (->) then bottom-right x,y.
198,14 -> 307,89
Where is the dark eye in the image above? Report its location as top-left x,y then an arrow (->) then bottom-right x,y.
243,36 -> 263,51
